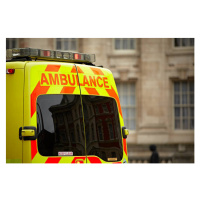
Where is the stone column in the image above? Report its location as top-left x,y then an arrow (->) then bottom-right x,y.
138,38 -> 168,143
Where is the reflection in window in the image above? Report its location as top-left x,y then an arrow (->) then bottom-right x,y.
37,95 -> 85,156
174,81 -> 194,129
97,125 -> 103,141
82,96 -> 123,162
108,123 -> 114,140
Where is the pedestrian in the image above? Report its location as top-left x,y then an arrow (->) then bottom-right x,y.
149,145 -> 159,163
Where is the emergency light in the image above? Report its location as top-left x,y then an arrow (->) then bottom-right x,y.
6,48 -> 96,63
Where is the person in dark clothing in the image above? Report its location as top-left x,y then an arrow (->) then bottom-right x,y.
149,145 -> 159,163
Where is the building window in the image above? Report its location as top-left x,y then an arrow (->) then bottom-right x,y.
6,38 -> 18,49
174,81 -> 194,130
116,82 -> 136,130
56,38 -> 77,51
174,38 -> 194,47
114,38 -> 135,50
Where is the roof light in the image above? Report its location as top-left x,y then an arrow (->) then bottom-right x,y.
74,53 -> 84,60
6,48 -> 39,59
6,69 -> 15,74
6,48 -> 96,63
55,51 -> 62,59
63,52 -> 72,60
39,50 -> 54,58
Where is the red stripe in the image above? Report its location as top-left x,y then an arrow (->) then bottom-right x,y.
90,67 -> 104,75
61,86 -> 76,94
31,81 -> 50,117
113,162 -> 122,164
85,87 -> 99,95
123,139 -> 127,155
45,64 -> 61,72
106,86 -> 123,117
31,140 -> 37,160
88,157 -> 102,163
45,157 -> 61,163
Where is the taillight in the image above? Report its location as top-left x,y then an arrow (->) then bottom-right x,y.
6,69 -> 15,74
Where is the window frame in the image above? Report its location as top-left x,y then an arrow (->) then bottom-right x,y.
172,38 -> 194,50
6,38 -> 19,49
112,38 -> 137,54
54,38 -> 78,52
116,82 -> 137,132
172,80 -> 194,131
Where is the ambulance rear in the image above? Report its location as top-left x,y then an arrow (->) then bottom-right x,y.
6,48 -> 129,163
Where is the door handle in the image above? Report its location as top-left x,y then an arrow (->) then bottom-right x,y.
19,126 -> 37,140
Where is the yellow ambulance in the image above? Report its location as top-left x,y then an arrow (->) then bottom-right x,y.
6,48 -> 129,163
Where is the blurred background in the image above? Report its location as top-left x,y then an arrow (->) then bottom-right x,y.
6,38 -> 195,163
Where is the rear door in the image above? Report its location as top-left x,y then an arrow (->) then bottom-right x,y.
23,62 -> 86,163
76,64 -> 128,163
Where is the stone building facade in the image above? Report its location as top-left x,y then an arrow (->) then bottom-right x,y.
6,38 -> 194,163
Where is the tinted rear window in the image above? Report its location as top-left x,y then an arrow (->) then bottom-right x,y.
82,96 -> 123,162
37,94 -> 123,161
37,95 -> 85,156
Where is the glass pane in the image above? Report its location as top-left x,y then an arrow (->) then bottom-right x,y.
174,38 -> 181,47
182,119 -> 188,129
115,39 -> 120,49
190,38 -> 194,46
130,95 -> 135,105
174,82 -> 180,92
12,39 -> 16,48
130,39 -> 134,49
190,107 -> 194,117
175,107 -> 180,117
190,119 -> 194,129
82,95 -> 123,162
175,119 -> 180,129
37,94 -> 85,156
129,108 -> 135,119
190,94 -> 194,104
182,38 -> 189,46
122,108 -> 128,118
122,39 -> 128,49
6,39 -> 9,49
56,40 -> 61,50
182,82 -> 187,92
122,95 -> 128,105
122,83 -> 128,94
182,107 -> 188,117
189,81 -> 194,92
182,94 -> 188,104
71,40 -> 76,50
130,83 -> 135,93
64,40 -> 69,50
174,94 -> 180,104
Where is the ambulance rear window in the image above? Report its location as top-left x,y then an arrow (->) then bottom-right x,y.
37,94 -> 123,161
